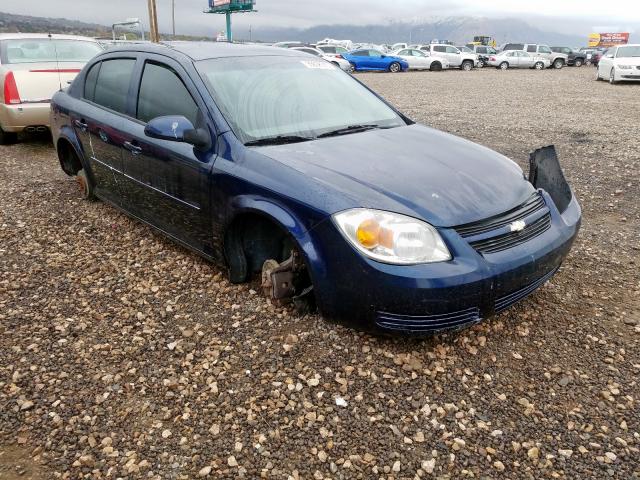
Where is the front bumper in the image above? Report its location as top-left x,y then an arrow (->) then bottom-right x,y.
308,190 -> 581,336
615,66 -> 640,81
0,102 -> 51,131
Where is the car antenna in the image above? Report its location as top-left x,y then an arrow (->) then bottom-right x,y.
49,32 -> 63,92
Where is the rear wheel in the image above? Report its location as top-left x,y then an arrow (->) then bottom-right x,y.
534,61 -> 544,70
76,168 -> 95,200
574,58 -> 583,67
553,58 -> 564,69
389,62 -> 401,73
499,62 -> 509,70
461,60 -> 473,71
429,61 -> 442,71
0,125 -> 18,145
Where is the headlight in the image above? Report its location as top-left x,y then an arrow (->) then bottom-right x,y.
333,209 -> 451,265
618,65 -> 632,69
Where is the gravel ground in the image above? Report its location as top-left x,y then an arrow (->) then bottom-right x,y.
1,66 -> 639,479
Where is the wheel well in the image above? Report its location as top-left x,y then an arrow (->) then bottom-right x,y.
57,138 -> 83,176
224,213 -> 295,284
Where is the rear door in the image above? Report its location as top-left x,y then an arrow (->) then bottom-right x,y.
72,56 -> 137,205
445,46 -> 462,66
120,55 -> 214,250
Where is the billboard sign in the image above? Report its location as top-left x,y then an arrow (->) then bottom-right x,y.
588,32 -> 630,48
208,0 -> 255,12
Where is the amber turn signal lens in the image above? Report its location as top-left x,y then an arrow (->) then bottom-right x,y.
356,219 -> 380,249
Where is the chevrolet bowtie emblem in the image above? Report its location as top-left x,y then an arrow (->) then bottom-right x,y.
509,220 -> 526,232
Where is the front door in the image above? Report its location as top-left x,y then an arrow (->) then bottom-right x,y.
120,58 -> 214,251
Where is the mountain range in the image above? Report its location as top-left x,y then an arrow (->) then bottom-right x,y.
1,10 -> 634,47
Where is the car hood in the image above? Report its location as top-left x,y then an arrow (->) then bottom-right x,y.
254,125 -> 535,227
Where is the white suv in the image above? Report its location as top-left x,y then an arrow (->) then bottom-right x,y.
419,44 -> 477,71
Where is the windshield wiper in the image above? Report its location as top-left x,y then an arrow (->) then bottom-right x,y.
317,124 -> 383,138
245,135 -> 314,146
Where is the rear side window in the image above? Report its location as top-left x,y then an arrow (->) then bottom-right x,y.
137,62 -> 198,125
351,50 -> 367,56
527,45 -> 537,53
477,47 -> 487,54
505,43 -> 524,51
434,46 -> 446,53
84,62 -> 100,101
92,58 -> 135,114
538,46 -> 552,54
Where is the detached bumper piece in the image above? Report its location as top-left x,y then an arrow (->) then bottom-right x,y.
529,145 -> 572,213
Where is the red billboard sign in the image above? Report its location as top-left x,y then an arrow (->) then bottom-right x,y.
588,32 -> 630,47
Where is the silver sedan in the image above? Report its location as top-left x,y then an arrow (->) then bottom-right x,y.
488,51 -> 551,70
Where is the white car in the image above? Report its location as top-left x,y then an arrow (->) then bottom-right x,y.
596,44 -> 640,84
391,48 -> 450,71
291,46 -> 352,72
0,33 -> 103,144
487,51 -> 551,70
419,44 -> 477,71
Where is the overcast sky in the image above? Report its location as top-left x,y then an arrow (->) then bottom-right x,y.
2,0 -> 639,36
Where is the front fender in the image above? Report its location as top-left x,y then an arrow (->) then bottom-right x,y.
225,195 -> 329,283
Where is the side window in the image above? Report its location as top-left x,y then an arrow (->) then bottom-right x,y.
477,47 -> 487,54
336,47 -> 348,54
538,46 -> 551,54
527,45 -> 537,53
136,62 -> 199,125
84,62 -> 101,101
369,50 -> 382,57
434,46 -> 446,53
446,46 -> 459,54
352,50 -> 367,56
92,58 -> 136,114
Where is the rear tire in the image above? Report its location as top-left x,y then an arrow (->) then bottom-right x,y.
389,62 -> 401,73
461,60 -> 473,71
76,168 -> 95,200
553,58 -> 564,69
574,58 -> 583,67
429,62 -> 442,71
534,61 -> 544,70
477,59 -> 485,68
0,125 -> 18,145
499,62 -> 509,70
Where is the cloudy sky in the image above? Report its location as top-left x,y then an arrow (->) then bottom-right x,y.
3,0 -> 639,36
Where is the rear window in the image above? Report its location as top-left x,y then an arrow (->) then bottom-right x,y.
91,58 -> 136,114
2,39 -> 102,64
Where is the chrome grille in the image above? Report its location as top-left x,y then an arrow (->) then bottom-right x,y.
468,213 -> 551,254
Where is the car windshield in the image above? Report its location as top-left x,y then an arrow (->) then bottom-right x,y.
3,39 -> 102,64
196,56 -> 406,144
616,46 -> 640,58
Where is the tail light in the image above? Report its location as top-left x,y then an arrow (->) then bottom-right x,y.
335,54 -> 344,59
490,56 -> 496,61
3,71 -> 21,105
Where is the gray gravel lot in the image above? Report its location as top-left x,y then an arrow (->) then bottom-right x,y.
1,66 -> 639,479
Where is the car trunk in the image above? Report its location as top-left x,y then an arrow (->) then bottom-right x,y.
8,62 -> 84,102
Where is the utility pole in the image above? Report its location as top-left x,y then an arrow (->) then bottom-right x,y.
172,0 -> 176,36
147,0 -> 160,42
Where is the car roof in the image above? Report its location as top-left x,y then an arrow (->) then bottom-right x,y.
0,33 -> 98,42
102,41 -> 307,61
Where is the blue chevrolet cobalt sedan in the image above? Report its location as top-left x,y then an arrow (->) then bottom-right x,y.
50,42 -> 581,335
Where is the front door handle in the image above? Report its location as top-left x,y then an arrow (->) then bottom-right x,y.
74,119 -> 88,131
123,141 -> 142,156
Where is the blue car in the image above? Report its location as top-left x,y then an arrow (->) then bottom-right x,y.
50,42 -> 581,336
342,49 -> 409,72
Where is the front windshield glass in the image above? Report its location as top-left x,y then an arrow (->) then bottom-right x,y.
616,46 -> 640,58
3,39 -> 102,64
196,56 -> 406,144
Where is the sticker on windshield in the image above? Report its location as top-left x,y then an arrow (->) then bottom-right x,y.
300,60 -> 333,69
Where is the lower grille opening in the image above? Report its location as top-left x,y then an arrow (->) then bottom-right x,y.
376,307 -> 481,333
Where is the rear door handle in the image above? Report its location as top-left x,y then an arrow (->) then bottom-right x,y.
123,141 -> 143,155
74,119 -> 88,131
